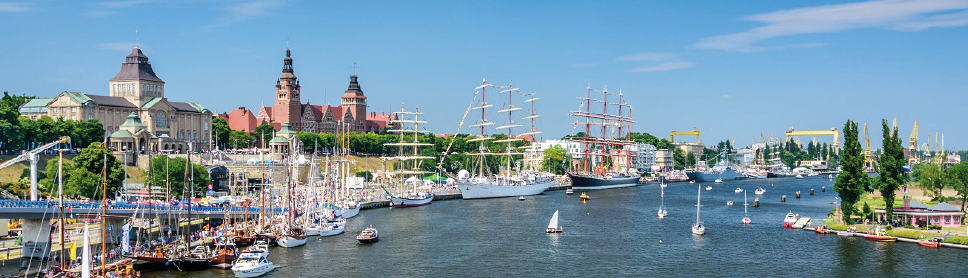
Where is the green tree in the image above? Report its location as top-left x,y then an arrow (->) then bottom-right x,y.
542,145 -> 568,175
297,131 -> 320,153
212,117 -> 231,150
40,157 -> 73,195
0,92 -> 27,151
947,162 -> 968,212
875,119 -> 906,221
73,119 -> 105,149
70,142 -> 126,199
254,123 -> 275,148
146,156 -> 210,197
919,161 -> 945,201
228,130 -> 254,149
835,120 -> 868,223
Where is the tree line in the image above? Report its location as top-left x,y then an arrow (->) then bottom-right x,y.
1,92 -> 105,152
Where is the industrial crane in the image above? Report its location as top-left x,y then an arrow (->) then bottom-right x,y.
670,127 -> 701,144
785,127 -> 839,154
0,136 -> 71,201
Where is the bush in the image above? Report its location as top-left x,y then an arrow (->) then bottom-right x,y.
945,236 -> 968,245
903,225 -> 916,229
884,225 -> 892,231
928,225 -> 942,230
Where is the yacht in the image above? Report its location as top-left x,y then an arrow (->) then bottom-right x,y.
232,253 -> 275,278
754,188 -> 766,195
357,225 -> 380,244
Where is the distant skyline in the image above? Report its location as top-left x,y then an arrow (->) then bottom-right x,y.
2,0 -> 966,150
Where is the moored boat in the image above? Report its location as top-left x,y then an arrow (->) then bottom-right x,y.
232,253 -> 275,278
565,188 -> 574,195
782,212 -> 797,228
918,238 -> 941,248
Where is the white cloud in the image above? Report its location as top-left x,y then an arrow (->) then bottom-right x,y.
721,94 -> 733,99
203,1 -> 288,32
629,62 -> 694,73
616,52 -> 676,61
0,2 -> 33,12
694,0 -> 968,52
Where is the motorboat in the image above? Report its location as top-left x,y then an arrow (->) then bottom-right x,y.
726,201 -> 733,206
565,188 -> 574,195
689,180 -> 695,184
714,178 -> 723,183
519,196 -> 526,201
864,227 -> 896,242
705,186 -> 712,191
232,253 -> 275,278
546,210 -> 563,233
795,174 -> 804,179
918,238 -> 941,248
734,188 -> 743,193
782,212 -> 797,228
357,225 -> 380,244
813,226 -> 831,234
241,240 -> 269,258
211,241 -> 240,270
754,188 -> 766,195
170,246 -> 212,271
837,231 -> 853,236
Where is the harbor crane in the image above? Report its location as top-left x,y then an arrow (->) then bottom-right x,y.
0,136 -> 70,201
785,127 -> 839,154
863,123 -> 878,172
670,127 -> 701,144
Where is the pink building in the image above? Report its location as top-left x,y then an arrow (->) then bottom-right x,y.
876,199 -> 964,227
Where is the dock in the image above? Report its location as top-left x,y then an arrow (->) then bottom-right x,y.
791,217 -> 812,229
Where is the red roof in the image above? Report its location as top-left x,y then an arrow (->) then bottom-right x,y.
225,108 -> 257,132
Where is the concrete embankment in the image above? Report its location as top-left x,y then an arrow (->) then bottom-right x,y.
360,184 -> 571,210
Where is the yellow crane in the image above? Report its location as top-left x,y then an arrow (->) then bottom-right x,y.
670,127 -> 701,144
785,127 -> 839,154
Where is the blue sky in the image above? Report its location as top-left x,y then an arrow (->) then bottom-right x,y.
1,0 -> 966,150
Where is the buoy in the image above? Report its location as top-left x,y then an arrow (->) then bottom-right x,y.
772,183 -> 774,187
781,195 -> 786,202
810,188 -> 814,195
659,240 -> 662,243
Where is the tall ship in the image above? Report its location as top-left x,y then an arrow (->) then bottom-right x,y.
455,79 -> 554,199
686,150 -> 743,182
384,102 -> 435,207
566,86 -> 640,190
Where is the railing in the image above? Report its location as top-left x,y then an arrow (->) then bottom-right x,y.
0,200 -> 283,213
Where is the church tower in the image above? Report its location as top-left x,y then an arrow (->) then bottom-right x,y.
341,75 -> 367,131
109,46 -> 165,107
274,48 -> 302,128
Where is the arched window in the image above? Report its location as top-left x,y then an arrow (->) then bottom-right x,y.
156,111 -> 168,128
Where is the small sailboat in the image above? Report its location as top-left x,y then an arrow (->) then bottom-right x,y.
546,210 -> 563,233
742,191 -> 751,225
357,225 -> 380,244
754,187 -> 766,195
658,185 -> 667,218
692,185 -> 705,235
232,253 -> 275,278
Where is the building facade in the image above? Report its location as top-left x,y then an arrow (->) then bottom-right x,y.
18,47 -> 211,153
222,49 -> 398,134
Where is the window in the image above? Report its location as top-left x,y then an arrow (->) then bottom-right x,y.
88,107 -> 94,113
935,217 -> 940,223
155,112 -> 168,128
88,115 -> 93,120
70,115 -> 76,121
61,107 -> 66,113
71,107 -> 76,113
946,216 -> 951,223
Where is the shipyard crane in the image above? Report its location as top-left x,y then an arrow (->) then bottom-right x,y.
0,136 -> 71,201
785,127 -> 839,154
670,127 -> 701,144
909,120 -> 919,165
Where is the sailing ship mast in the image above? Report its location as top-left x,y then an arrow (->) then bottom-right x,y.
100,151 -> 107,276
384,102 -> 434,194
519,92 -> 543,172
467,79 -> 496,178
568,86 -> 636,175
494,81 -> 524,177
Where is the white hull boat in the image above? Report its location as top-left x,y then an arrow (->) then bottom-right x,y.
232,253 -> 275,278
754,188 -> 765,195
546,210 -> 563,233
692,185 -> 704,235
459,181 -> 553,199
339,205 -> 360,219
391,194 -> 434,207
277,236 -> 307,248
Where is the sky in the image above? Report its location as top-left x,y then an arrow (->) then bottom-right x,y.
1,0 -> 967,150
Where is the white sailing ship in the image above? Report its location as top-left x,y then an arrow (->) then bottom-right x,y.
384,103 -> 435,207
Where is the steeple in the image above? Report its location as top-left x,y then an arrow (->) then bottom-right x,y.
283,48 -> 293,74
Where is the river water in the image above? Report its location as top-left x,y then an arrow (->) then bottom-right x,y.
144,177 -> 968,277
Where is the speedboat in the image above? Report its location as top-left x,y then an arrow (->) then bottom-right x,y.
918,238 -> 941,248
782,212 -> 797,228
357,225 -> 379,244
705,186 -> 712,191
565,188 -> 574,195
241,240 -> 269,258
754,188 -> 766,195
795,174 -> 804,179
714,178 -> 723,183
726,201 -> 733,206
519,196 -> 526,201
689,180 -> 695,184
864,227 -> 896,242
734,188 -> 743,193
232,253 -> 275,278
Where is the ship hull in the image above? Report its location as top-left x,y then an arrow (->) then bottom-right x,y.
567,174 -> 639,190
390,195 -> 434,207
458,181 -> 553,199
686,170 -> 743,182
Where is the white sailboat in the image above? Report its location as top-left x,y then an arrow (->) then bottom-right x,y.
82,224 -> 91,278
385,103 -> 435,207
742,191 -> 751,225
456,79 -> 553,199
277,153 -> 307,248
546,210 -> 562,233
657,185 -> 667,218
692,185 -> 705,235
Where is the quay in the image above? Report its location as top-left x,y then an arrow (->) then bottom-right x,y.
358,184 -> 570,210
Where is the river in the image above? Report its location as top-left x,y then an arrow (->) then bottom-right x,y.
144,177 -> 968,277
